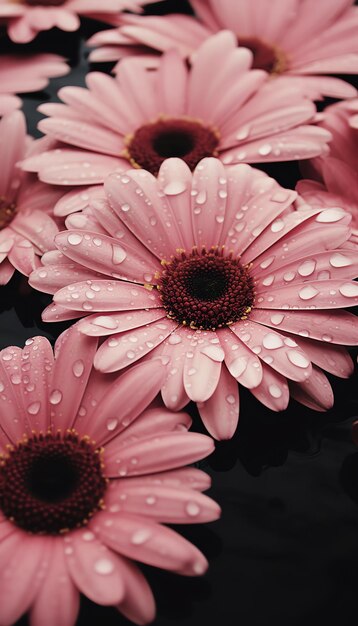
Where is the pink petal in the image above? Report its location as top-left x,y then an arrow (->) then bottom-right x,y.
157,49 -> 188,115
183,334 -> 224,402
38,117 -> 123,156
289,366 -> 334,411
54,229 -> 161,284
63,531 -> 125,605
115,556 -> 156,626
230,321 -> 312,382
104,431 -> 214,477
249,309 -> 358,345
54,185 -> 104,217
191,158 -> 228,248
197,364 -> 239,440
94,319 -> 176,373
0,346 -> 32,443
256,279 -> 358,310
105,170 -> 185,260
0,259 -> 15,285
250,363 -> 290,412
30,263 -> 103,295
220,328 -> 263,388
54,279 -> 162,313
78,358 -> 169,445
0,532 -> 50,625
293,335 -> 353,378
111,406 -> 191,444
157,158 -> 195,251
30,538 -> 80,626
19,336 -> 54,432
93,512 -> 208,576
77,309 -> 166,337
50,326 -> 98,430
0,111 -> 26,200
116,467 -> 211,493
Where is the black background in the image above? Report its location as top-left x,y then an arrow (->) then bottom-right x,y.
0,1 -> 357,625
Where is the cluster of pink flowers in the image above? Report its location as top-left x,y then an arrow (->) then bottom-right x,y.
0,0 -> 357,624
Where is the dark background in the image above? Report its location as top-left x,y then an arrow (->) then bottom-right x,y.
0,1 -> 357,625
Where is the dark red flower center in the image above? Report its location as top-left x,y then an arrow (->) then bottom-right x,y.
0,197 -> 16,230
25,0 -> 66,6
0,431 -> 107,535
239,36 -> 287,74
125,117 -> 220,176
157,247 -> 255,330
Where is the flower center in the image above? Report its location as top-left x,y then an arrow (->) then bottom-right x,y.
125,117 -> 220,176
25,0 -> 65,6
0,431 -> 107,535
239,36 -> 288,74
0,197 -> 16,230
157,247 -> 255,330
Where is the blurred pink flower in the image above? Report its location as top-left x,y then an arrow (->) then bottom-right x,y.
88,0 -> 358,100
21,32 -> 330,192
0,0 -> 160,43
30,158 -> 358,439
0,111 -> 64,285
0,54 -> 69,116
298,99 -> 358,244
0,326 -> 218,625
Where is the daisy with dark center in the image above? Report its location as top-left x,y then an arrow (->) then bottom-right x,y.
0,0 -> 159,43
88,0 -> 358,100
30,157 -> 358,441
21,31 -> 330,195
0,111 -> 64,285
0,326 -> 219,626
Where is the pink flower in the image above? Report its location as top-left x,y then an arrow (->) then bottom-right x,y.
298,99 -> 358,244
0,53 -> 69,117
88,0 -> 358,100
0,0 -> 160,43
0,111 -> 65,285
30,158 -> 358,440
21,32 -> 330,193
0,325 -> 218,625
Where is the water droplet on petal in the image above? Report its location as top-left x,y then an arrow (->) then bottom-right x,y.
106,418 -> 118,431
298,260 -> 316,277
50,389 -> 62,405
27,401 -> 41,415
287,350 -> 310,368
131,528 -> 152,545
94,558 -> 115,575
72,360 -> 85,377
163,180 -> 187,195
329,253 -> 352,268
269,384 -> 282,398
67,233 -> 83,246
262,333 -> 284,349
299,286 -> 319,300
186,501 -> 200,517
339,283 -> 358,297
168,334 -> 182,345
112,245 -> 126,265
270,314 -> 284,325
226,394 -> 236,405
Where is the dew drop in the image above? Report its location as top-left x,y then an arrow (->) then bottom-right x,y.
82,531 -> 95,542
72,360 -> 85,377
298,286 -> 319,300
49,389 -> 62,405
329,253 -> 352,268
67,233 -> 83,246
339,283 -> 358,297
163,180 -> 186,195
226,394 -> 236,405
269,384 -> 282,398
93,558 -> 115,575
270,219 -> 285,233
27,401 -> 41,415
298,260 -> 316,277
185,501 -> 200,517
146,496 -> 156,505
258,143 -> 272,156
270,313 -> 284,325
112,245 -> 126,265
168,334 -> 182,345
262,333 -> 284,349
131,528 -> 152,545
287,350 -> 310,368
106,418 -> 118,431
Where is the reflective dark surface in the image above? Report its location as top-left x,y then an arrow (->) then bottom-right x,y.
0,1 -> 357,624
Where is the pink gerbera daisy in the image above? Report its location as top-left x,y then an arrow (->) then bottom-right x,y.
88,0 -> 358,100
0,0 -> 161,43
0,53 -> 69,117
30,158 -> 358,440
298,99 -> 358,244
0,111 -> 65,285
21,32 -> 330,192
0,325 -> 218,625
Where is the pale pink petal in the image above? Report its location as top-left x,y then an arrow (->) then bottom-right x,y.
76,309 -> 166,337
77,358 -> 169,445
115,556 -> 156,626
157,158 -> 195,250
197,364 -> 239,440
229,321 -> 312,382
104,482 -> 220,524
0,110 -> 26,200
54,185 -> 104,217
250,363 -> 290,411
0,346 -> 33,442
54,229 -> 161,284
157,49 -> 188,116
191,157 -> 228,248
111,406 -> 191,444
0,259 -> 15,285
94,319 -> 176,373
220,328 -> 263,389
292,335 -> 353,378
93,512 -> 208,576
30,263 -> 103,295
29,539 -> 80,626
19,336 -> 54,432
289,366 -> 334,411
50,326 -> 98,430
104,431 -> 215,477
63,531 -> 125,605
249,309 -> 358,346
117,467 -> 212,492
183,334 -> 224,402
